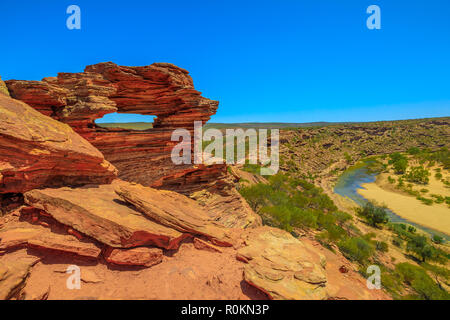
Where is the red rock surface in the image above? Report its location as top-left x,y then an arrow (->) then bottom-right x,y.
23,181 -> 187,249
5,63 -> 262,230
301,238 -> 392,300
5,62 -> 224,192
104,246 -> 163,268
0,94 -> 117,194
237,226 -> 328,300
0,226 -> 101,259
114,181 -> 234,247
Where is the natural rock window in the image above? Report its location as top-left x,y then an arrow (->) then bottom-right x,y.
95,112 -> 155,131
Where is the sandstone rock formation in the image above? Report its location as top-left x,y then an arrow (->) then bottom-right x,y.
0,94 -> 117,194
190,187 -> 262,229
0,226 -> 102,259
104,247 -> 163,268
237,226 -> 328,300
115,182 -> 233,246
5,62 -> 223,192
5,63 -> 262,230
23,182 -> 187,249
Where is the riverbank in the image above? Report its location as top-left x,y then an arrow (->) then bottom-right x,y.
333,159 -> 450,239
358,180 -> 450,236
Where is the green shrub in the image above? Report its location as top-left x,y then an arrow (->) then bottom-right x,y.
389,153 -> 408,174
338,237 -> 375,264
392,237 -> 404,248
375,241 -> 389,252
407,147 -> 421,155
404,166 -> 430,185
407,226 -> 416,234
430,194 -> 444,204
240,173 -> 345,242
395,263 -> 450,300
406,235 -> 446,263
432,235 -> 444,245
416,196 -> 433,206
357,202 -> 389,228
344,152 -> 352,163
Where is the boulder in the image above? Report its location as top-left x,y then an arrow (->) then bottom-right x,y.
0,94 -> 117,194
104,246 -> 163,268
0,222 -> 102,259
24,181 -> 188,249
237,226 -> 327,300
114,182 -> 233,247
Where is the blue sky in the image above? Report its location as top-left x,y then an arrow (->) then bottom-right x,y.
1,0 -> 449,123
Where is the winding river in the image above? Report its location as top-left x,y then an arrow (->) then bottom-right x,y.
334,162 -> 450,241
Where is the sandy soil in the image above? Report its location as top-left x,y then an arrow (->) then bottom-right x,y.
22,240 -> 267,300
357,181 -> 450,236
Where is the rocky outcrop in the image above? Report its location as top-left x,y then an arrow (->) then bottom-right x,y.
190,187 -> 262,229
237,226 -> 327,300
0,76 -> 9,96
5,62 -> 223,192
0,226 -> 102,259
0,250 -> 40,300
4,63 -> 261,231
0,94 -> 117,194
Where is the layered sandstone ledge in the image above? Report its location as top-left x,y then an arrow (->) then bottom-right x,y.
0,94 -> 117,194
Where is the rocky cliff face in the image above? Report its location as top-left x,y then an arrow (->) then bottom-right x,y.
6,62 -> 224,192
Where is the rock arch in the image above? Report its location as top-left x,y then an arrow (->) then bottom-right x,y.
6,62 -> 225,192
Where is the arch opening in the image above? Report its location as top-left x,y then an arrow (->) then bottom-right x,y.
95,112 -> 156,131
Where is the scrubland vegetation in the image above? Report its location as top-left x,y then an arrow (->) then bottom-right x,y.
238,168 -> 449,299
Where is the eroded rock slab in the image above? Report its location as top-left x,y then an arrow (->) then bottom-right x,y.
0,76 -> 9,96
24,182 -> 187,249
114,182 -> 233,246
104,246 -> 163,268
193,238 -> 223,253
190,187 -> 262,229
237,226 -> 327,300
0,221 -> 102,259
0,94 -> 117,194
